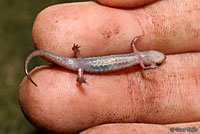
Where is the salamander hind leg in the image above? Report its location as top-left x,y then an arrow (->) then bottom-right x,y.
72,44 -> 81,58
77,77 -> 86,84
77,68 -> 86,84
72,44 -> 86,84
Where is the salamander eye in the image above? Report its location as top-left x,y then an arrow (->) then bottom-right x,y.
156,62 -> 162,66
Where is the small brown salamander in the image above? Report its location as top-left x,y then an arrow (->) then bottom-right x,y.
25,36 -> 166,86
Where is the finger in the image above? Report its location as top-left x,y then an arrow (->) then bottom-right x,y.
81,122 -> 200,134
32,1 -> 200,57
19,52 -> 200,133
97,0 -> 156,8
81,123 -> 169,134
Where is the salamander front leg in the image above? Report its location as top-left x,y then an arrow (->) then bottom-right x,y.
139,61 -> 158,70
131,36 -> 147,69
131,35 -> 158,70
143,63 -> 158,69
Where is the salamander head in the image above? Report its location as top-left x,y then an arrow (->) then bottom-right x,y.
146,50 -> 166,65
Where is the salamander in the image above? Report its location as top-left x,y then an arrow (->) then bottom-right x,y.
25,35 -> 166,86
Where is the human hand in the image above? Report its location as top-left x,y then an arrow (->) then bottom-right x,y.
19,0 -> 200,133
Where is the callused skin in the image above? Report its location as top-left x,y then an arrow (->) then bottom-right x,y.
25,36 -> 166,86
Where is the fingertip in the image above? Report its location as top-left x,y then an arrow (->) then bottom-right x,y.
19,65 -> 139,133
32,3 -> 78,57
19,66 -> 80,133
32,1 -> 200,57
80,123 -> 169,134
32,2 -> 143,57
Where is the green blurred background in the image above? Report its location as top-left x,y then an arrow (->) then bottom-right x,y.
0,0 -> 91,133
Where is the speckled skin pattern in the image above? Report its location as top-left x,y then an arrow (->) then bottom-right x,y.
25,36 -> 166,86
